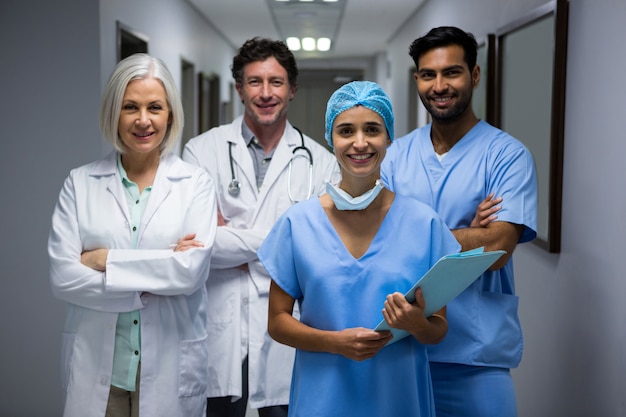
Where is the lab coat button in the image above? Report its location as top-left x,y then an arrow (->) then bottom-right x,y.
100,376 -> 109,385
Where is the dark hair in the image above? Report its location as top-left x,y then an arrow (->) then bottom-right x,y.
408,26 -> 478,72
231,37 -> 298,88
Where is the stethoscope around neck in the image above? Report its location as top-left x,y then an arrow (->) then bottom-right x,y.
228,127 -> 314,203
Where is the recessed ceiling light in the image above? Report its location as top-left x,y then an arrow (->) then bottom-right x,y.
301,37 -> 316,51
286,37 -> 301,51
317,38 -> 331,51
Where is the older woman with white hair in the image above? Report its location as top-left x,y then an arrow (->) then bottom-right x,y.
48,53 -> 217,417
257,81 -> 461,417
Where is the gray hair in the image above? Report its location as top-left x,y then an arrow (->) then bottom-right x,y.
99,53 -> 183,154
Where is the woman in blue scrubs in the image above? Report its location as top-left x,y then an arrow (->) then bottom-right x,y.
258,81 -> 461,417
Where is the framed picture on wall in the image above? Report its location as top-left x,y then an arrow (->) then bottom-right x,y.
495,0 -> 568,253
473,34 -> 496,125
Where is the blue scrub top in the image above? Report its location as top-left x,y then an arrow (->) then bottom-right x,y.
259,195 -> 460,417
381,120 -> 537,368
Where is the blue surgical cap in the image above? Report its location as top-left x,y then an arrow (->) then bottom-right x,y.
324,80 -> 394,148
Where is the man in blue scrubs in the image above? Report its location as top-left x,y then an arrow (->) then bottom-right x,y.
381,26 -> 537,417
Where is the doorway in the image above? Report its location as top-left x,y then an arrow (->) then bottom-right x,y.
289,69 -> 363,149
181,59 -> 196,150
116,21 -> 148,62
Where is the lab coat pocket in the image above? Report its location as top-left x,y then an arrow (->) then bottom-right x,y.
179,335 -> 209,397
60,332 -> 76,392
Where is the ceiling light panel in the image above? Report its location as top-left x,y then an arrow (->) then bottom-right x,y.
268,0 -> 346,53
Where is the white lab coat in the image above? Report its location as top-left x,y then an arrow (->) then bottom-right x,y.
48,152 -> 217,417
182,116 -> 338,408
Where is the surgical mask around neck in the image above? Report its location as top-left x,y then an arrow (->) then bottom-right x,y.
326,179 -> 383,211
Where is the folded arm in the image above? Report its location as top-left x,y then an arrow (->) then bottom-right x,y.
450,193 -> 521,270
453,221 -> 523,270
209,226 -> 268,269
105,174 -> 217,296
48,175 -> 141,312
49,171 -> 217,312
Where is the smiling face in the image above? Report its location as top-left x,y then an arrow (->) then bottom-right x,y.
332,105 -> 390,184
236,56 -> 296,130
117,77 -> 171,159
415,44 -> 479,122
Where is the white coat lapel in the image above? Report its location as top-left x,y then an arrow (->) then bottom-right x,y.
94,153 -> 131,226
228,134 -> 258,198
137,154 -> 178,244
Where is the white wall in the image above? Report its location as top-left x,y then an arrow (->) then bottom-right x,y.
515,1 -> 626,415
0,1 -> 233,415
386,0 -> 626,415
0,1 -> 101,415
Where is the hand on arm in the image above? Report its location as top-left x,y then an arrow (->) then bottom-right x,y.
470,193 -> 502,228
171,233 -> 204,252
452,194 -> 524,270
80,248 -> 109,272
382,288 -> 447,344
268,281 -> 392,362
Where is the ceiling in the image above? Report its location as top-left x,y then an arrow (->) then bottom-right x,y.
187,0 -> 427,61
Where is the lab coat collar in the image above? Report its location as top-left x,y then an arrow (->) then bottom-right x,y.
224,117 -> 305,210
226,116 -> 301,148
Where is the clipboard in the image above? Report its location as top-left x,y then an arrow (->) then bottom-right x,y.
374,247 -> 506,344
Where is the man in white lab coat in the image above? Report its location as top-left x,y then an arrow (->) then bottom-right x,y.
183,37 -> 338,417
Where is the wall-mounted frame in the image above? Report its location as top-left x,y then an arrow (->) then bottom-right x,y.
116,21 -> 148,62
198,72 -> 221,133
473,34 -> 497,125
495,0 -> 568,253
